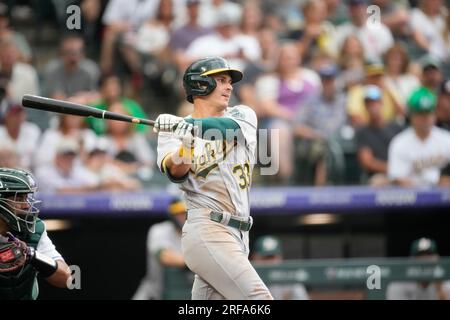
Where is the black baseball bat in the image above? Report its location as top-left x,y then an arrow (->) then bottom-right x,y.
21,94 -> 155,127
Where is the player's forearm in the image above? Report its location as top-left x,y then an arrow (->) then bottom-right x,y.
45,260 -> 72,288
185,117 -> 240,140
164,152 -> 191,180
159,250 -> 185,268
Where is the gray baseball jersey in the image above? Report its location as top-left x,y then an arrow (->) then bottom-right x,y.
157,105 -> 258,218
132,221 -> 182,300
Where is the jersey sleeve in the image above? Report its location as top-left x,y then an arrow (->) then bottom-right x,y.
156,132 -> 182,172
36,229 -> 63,261
388,135 -> 411,181
225,105 -> 258,152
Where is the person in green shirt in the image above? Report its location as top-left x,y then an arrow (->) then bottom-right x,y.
87,74 -> 149,135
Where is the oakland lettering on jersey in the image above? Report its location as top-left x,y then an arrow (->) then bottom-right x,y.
413,155 -> 447,172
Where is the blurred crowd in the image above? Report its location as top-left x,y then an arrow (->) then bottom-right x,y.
1,0 -> 450,192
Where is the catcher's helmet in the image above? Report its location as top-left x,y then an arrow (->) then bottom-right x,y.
0,168 -> 41,234
183,56 -> 243,103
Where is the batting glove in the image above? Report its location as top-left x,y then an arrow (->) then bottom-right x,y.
174,120 -> 198,150
153,114 -> 183,133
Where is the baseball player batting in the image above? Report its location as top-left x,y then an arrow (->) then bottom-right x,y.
154,56 -> 273,300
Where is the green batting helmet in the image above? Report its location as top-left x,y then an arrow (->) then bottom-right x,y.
183,56 -> 243,103
0,168 -> 41,234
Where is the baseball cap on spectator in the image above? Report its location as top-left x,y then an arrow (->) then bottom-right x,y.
420,55 -> 442,71
407,87 -> 437,113
410,237 -> 438,256
364,85 -> 382,101
89,137 -> 109,156
254,236 -> 282,257
440,79 -> 450,95
318,64 -> 339,78
56,139 -> 79,156
365,62 -> 385,77
215,5 -> 241,26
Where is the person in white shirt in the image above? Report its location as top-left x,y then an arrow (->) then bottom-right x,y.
0,100 -> 40,170
185,5 -> 260,72
409,0 -> 447,63
388,87 -> 450,187
334,0 -> 394,62
35,139 -> 100,193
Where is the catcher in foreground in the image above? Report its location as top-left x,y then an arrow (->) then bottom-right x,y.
0,167 -> 71,300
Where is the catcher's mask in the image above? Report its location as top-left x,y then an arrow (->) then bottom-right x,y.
167,198 -> 187,230
183,56 -> 243,103
0,168 -> 41,234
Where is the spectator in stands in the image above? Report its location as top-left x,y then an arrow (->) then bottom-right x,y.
420,56 -> 444,93
101,102 -> 154,180
0,39 -> 39,102
356,85 -> 403,186
255,42 -> 321,183
251,235 -> 309,300
240,1 -> 263,38
100,0 -> 186,74
293,63 -> 347,185
185,4 -> 261,73
410,0 -> 448,63
347,62 -> 405,127
324,0 -> 349,26
34,113 -> 98,169
383,43 -> 421,107
87,74 -> 148,136
233,27 -> 279,117
290,0 -> 337,63
133,197 -> 187,300
372,0 -> 411,38
0,3 -> 32,63
170,0 -> 212,72
334,0 -> 394,63
121,0 -> 175,75
84,141 -> 141,191
388,87 -> 450,187
197,0 -> 242,29
35,139 -> 100,193
386,237 -> 450,300
0,139 -> 19,168
437,79 -> 450,131
79,0 -> 107,60
337,35 -> 365,91
0,99 -> 40,170
100,0 -> 164,74
41,34 -> 100,99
